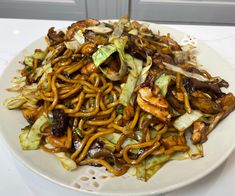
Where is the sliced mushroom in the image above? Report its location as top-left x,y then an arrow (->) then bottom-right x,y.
47,27 -> 65,46
159,35 -> 182,51
161,135 -> 186,149
66,19 -> 100,40
183,78 -> 226,98
172,89 -> 184,102
84,31 -> 109,45
191,91 -> 221,114
86,25 -> 113,34
137,86 -> 171,122
166,90 -> 185,114
208,93 -> 235,134
191,121 -> 207,144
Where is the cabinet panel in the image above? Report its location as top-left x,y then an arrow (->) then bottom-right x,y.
131,0 -> 235,24
0,0 -> 86,20
87,0 -> 129,19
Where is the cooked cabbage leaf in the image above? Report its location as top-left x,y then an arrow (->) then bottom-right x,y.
174,110 -> 203,132
119,54 -> 143,106
19,113 -> 49,150
55,152 -> 77,171
154,73 -> 175,97
4,95 -> 27,109
92,44 -> 116,67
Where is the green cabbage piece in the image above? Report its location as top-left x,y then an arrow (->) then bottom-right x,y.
19,113 -> 49,150
98,137 -> 116,152
174,110 -> 203,132
104,133 -> 140,154
32,50 -> 46,60
92,44 -> 116,67
65,30 -> 85,50
24,56 -> 33,67
154,73 -> 175,97
4,95 -> 27,109
64,40 -> 81,50
33,63 -> 52,81
136,56 -> 152,86
92,38 -> 128,81
74,30 -> 85,45
128,154 -> 171,181
54,152 -> 77,171
119,54 -> 143,106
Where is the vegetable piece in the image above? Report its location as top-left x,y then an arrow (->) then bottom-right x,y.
116,105 -> 123,115
4,95 -> 27,109
24,56 -> 33,67
64,40 -> 81,50
184,78 -> 227,98
98,137 -> 116,152
191,91 -> 221,114
19,113 -> 49,150
207,93 -> 235,134
97,38 -> 128,81
54,152 -> 77,170
173,50 -> 190,64
163,62 -> 208,82
86,25 -> 113,34
65,30 -> 85,50
11,76 -> 26,84
51,109 -> 68,137
109,17 -> 128,41
191,121 -> 207,144
33,50 -> 46,60
66,19 -> 99,40
136,56 -> 152,86
47,27 -> 65,46
104,133 -> 139,153
92,44 -> 116,67
137,86 -> 171,122
33,63 -> 52,81
173,110 -> 203,132
74,30 -> 85,45
128,29 -> 138,35
129,154 -> 170,181
119,55 -> 143,106
154,73 -> 175,97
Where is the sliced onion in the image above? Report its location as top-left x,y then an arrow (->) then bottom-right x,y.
163,62 -> 209,82
86,26 -> 113,34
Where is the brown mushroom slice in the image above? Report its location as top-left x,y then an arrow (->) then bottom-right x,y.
191,121 -> 207,144
138,86 -> 169,109
84,31 -> 109,45
66,19 -> 100,40
137,86 -> 171,122
161,135 -> 186,149
208,93 -> 235,134
47,27 -> 65,46
159,35 -> 182,51
191,91 -> 221,114
166,90 -> 185,114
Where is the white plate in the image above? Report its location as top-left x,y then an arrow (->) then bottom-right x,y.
0,21 -> 235,196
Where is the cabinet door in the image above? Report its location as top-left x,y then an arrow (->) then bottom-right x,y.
130,0 -> 235,24
0,0 -> 86,20
87,0 -> 129,19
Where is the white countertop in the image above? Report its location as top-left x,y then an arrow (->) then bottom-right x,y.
1,18 -> 235,196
